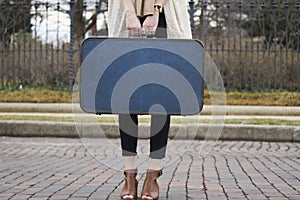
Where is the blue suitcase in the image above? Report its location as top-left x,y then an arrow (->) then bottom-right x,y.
80,37 -> 205,115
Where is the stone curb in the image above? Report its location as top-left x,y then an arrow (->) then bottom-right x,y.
1,103 -> 300,116
1,121 -> 299,142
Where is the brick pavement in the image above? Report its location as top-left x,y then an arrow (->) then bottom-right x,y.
0,137 -> 299,200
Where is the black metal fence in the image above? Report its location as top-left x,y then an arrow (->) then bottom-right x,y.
0,0 -> 299,92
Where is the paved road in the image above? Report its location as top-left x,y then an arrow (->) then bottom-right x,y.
0,137 -> 299,200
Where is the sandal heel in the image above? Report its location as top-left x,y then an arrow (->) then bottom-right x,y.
121,169 -> 138,200
141,169 -> 162,200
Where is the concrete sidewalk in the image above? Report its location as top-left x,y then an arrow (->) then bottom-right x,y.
1,103 -> 300,116
0,103 -> 299,142
0,137 -> 299,199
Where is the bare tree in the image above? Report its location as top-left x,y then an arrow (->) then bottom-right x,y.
72,0 -> 107,41
0,0 -> 32,47
193,0 -> 253,40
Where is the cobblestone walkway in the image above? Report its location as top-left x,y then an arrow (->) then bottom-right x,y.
0,137 -> 299,200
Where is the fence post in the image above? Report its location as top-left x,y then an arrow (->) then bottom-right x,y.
297,1 -> 300,92
189,0 -> 195,37
68,0 -> 75,92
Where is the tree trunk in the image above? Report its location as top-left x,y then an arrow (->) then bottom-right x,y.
73,0 -> 84,41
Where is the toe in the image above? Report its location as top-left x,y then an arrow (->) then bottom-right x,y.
122,194 -> 134,199
142,195 -> 153,200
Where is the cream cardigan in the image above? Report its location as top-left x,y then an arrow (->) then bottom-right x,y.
107,0 -> 192,39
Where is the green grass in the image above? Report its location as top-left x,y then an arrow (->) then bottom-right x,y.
223,91 -> 300,106
0,89 -> 72,103
0,115 -> 299,126
0,89 -> 300,106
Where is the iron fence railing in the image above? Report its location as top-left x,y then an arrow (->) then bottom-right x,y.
0,0 -> 299,92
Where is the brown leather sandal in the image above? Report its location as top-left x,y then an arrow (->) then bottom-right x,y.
141,169 -> 163,200
121,169 -> 138,200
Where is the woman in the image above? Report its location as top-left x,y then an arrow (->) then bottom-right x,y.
107,0 -> 192,199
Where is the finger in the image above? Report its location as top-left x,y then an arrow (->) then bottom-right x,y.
128,29 -> 133,38
150,28 -> 156,36
127,28 -> 135,38
143,27 -> 152,36
148,28 -> 156,36
134,28 -> 142,37
144,27 -> 150,36
137,29 -> 143,37
133,29 -> 139,37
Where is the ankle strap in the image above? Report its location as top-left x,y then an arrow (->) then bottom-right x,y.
124,168 -> 138,175
147,169 -> 163,177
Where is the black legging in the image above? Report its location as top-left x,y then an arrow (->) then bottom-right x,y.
119,12 -> 169,159
119,114 -> 170,159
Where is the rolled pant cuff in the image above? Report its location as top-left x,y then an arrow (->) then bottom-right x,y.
122,151 -> 137,157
